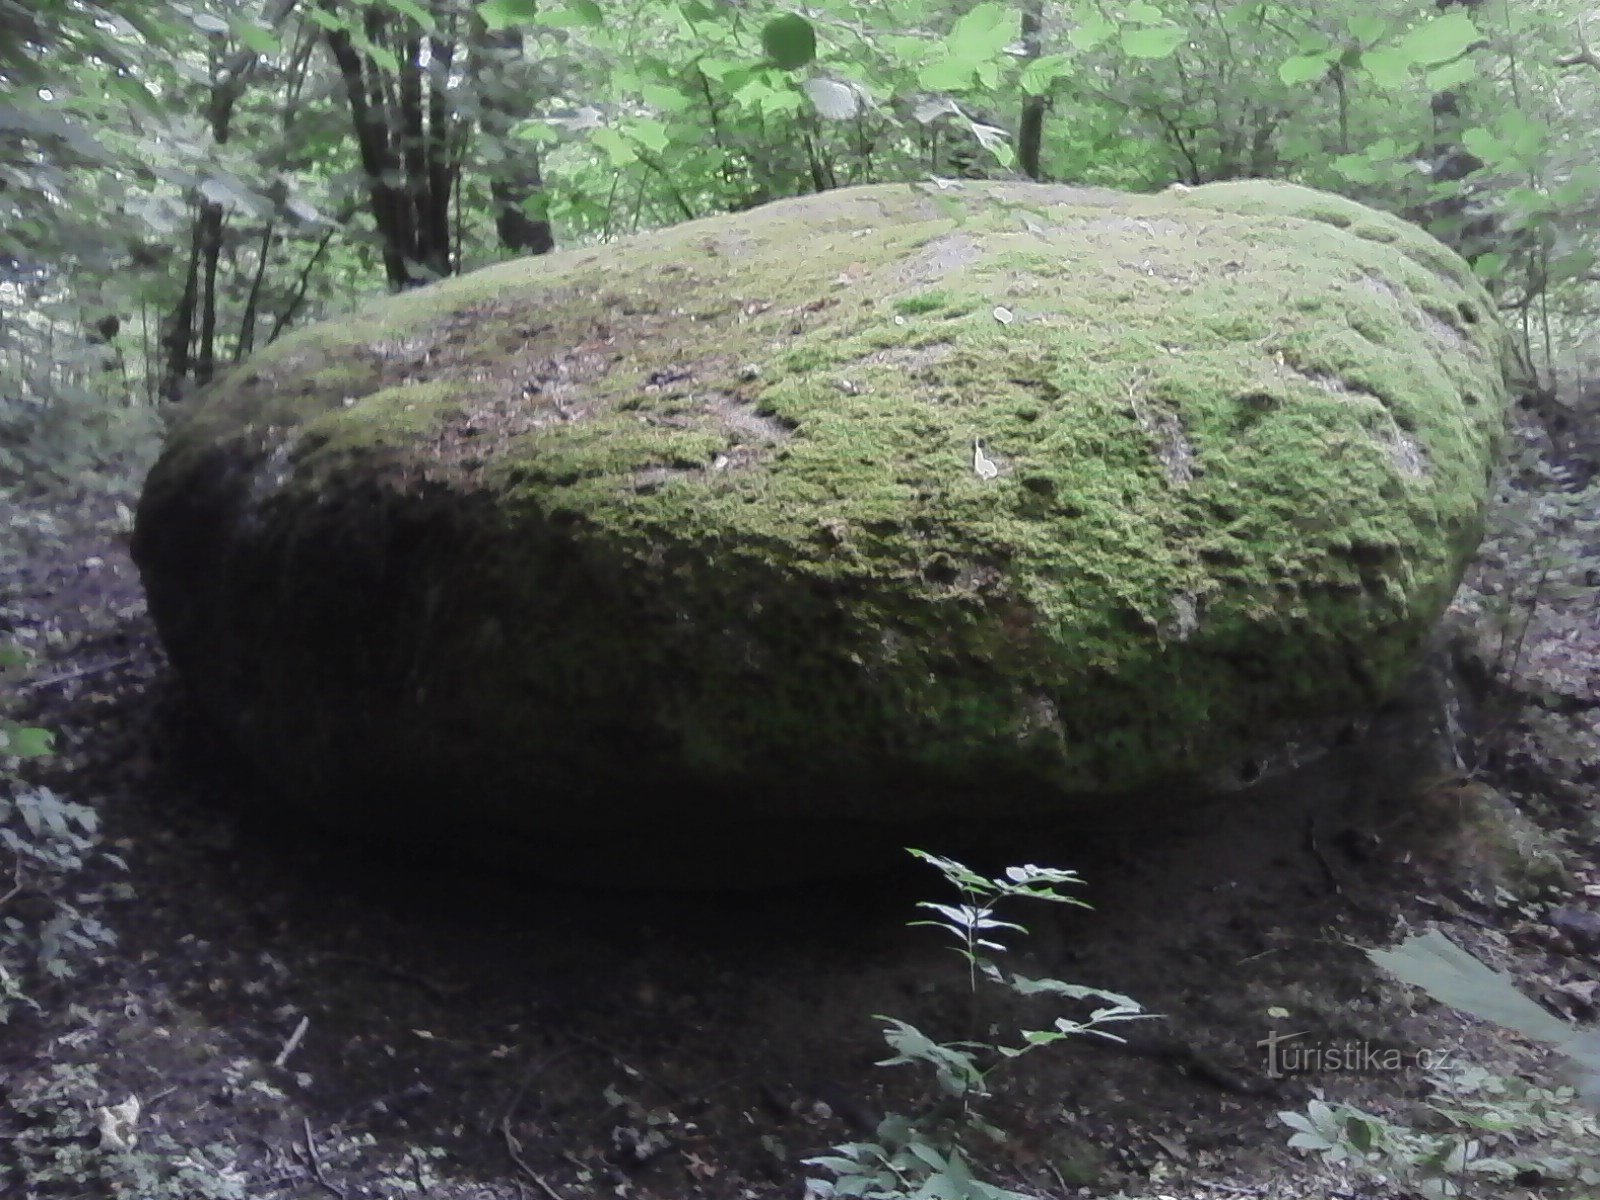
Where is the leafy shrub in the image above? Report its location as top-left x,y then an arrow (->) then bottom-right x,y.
0,642 -> 128,1022
806,851 -> 1144,1200
1280,931 -> 1600,1197
1283,1068 -> 1600,1199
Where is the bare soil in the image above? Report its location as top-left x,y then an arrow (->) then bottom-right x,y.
3,383 -> 1599,1200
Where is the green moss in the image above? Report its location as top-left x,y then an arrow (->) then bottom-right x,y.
893,291 -> 955,315
138,180 -> 1510,835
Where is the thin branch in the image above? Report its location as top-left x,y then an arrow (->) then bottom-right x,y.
19,655 -> 135,692
1556,20 -> 1600,72
274,1015 -> 311,1069
0,860 -> 25,909
302,1119 -> 347,1199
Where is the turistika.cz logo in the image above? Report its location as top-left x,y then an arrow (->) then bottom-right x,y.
1258,1030 -> 1454,1077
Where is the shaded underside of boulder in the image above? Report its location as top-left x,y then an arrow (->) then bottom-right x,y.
133,180 -> 1510,877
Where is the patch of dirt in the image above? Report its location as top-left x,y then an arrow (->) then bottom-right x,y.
4,379 -> 1600,1199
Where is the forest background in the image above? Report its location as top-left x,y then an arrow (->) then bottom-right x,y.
3,0 -> 1600,495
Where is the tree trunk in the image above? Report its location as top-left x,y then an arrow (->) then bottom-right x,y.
470,23 -> 554,256
163,0 -> 299,395
1018,0 -> 1046,180
159,220 -> 203,402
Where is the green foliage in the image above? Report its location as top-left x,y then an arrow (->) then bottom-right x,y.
0,640 -> 129,1024
763,14 -> 818,71
806,1112 -> 1033,1200
4,1064 -> 251,1198
805,852 -> 1144,1200
1282,1068 -> 1600,1199
0,642 -> 52,759
478,0 -> 540,32
2,0 -> 1598,449
1468,433 -> 1600,691
1282,931 -> 1600,1197
1368,931 -> 1600,1098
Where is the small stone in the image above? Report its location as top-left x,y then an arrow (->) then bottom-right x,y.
1549,906 -> 1600,953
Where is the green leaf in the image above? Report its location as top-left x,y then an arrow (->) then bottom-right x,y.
906,1142 -> 948,1172
230,18 -> 282,56
1278,53 -> 1331,85
351,30 -> 400,72
1331,154 -> 1374,183
697,57 -> 743,82
969,121 -> 1010,156
1357,46 -> 1413,89
880,34 -> 936,70
1125,1 -> 1163,23
1501,110 -> 1546,157
1547,246 -> 1597,285
106,75 -> 163,116
1222,2 -> 1264,30
478,0 -> 539,31
1471,252 -> 1507,281
1460,126 -> 1498,162
589,126 -> 637,166
626,117 -> 670,153
1367,932 -> 1574,1047
1067,15 -> 1114,51
918,55 -> 976,91
1343,1114 -> 1375,1154
1398,12 -> 1481,66
2,725 -> 53,758
1121,25 -> 1186,59
1018,53 -> 1070,96
640,83 -> 691,113
762,14 -> 817,70
565,0 -> 606,27
949,2 -> 1019,60
1505,185 -> 1551,216
758,87 -> 802,118
380,0 -> 438,30
306,6 -> 344,32
512,119 -> 561,144
1346,13 -> 1388,44
1425,56 -> 1477,90
1551,164 -> 1600,206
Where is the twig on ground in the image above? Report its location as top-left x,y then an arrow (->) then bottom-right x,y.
1304,812 -> 1342,897
274,1014 -> 310,1068
494,1046 -> 574,1136
501,1120 -> 566,1200
20,655 -> 135,691
499,1045 -> 576,1200
1046,1162 -> 1070,1195
0,860 -> 24,908
302,1119 -> 347,1199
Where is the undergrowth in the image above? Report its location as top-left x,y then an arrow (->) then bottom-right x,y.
805,851 -> 1145,1200
0,641 -> 129,1038
1280,930 -> 1600,1199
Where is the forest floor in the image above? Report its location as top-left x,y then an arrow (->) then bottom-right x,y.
3,383 -> 1600,1200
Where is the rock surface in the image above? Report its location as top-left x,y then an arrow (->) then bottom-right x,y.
133,180 -> 1509,877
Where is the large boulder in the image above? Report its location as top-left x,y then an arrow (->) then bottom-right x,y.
133,181 -> 1509,879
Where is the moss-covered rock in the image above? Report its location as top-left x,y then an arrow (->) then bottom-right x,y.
133,181 -> 1509,879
